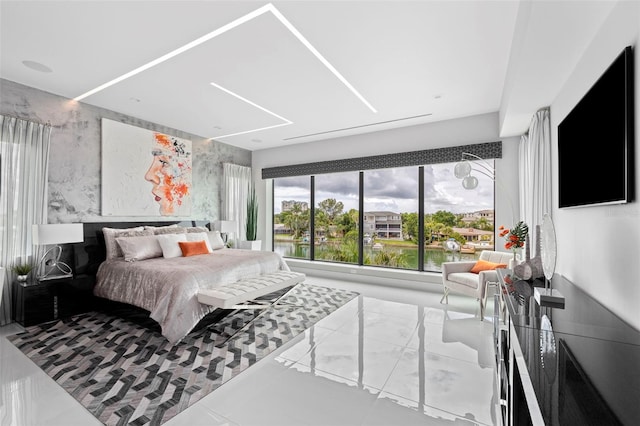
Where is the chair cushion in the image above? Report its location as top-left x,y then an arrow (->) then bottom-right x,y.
479,250 -> 514,265
470,259 -> 507,274
446,272 -> 480,289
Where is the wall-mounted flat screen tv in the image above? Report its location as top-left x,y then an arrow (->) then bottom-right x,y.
557,46 -> 634,208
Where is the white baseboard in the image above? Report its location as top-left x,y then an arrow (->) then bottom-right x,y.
285,259 -> 443,293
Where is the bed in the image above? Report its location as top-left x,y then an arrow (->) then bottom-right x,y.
75,221 -> 290,344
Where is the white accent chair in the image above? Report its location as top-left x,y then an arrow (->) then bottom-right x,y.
440,250 -> 514,319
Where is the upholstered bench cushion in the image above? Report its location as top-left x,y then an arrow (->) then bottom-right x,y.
197,271 -> 306,309
446,272 -> 481,290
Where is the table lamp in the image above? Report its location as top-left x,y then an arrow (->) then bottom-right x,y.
215,220 -> 237,246
32,223 -> 84,280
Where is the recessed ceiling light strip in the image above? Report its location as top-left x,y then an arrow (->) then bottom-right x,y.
285,112 -> 433,140
73,4 -> 273,101
267,5 -> 377,113
210,82 -> 291,124
213,122 -> 292,139
209,81 -> 292,139
72,3 -> 375,116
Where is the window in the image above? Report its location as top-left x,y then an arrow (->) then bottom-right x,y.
273,176 -> 310,259
314,172 -> 359,264
267,142 -> 500,273
423,161 -> 495,272
363,167 -> 418,270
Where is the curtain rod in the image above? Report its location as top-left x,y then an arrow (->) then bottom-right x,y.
0,113 -> 57,128
524,107 -> 550,135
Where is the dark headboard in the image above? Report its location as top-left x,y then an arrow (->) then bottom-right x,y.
72,220 -> 210,277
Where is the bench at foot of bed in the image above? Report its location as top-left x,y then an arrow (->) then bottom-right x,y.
197,270 -> 306,346
197,270 -> 306,310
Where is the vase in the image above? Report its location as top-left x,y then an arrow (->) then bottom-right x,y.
509,249 -> 521,270
17,275 -> 28,282
239,240 -> 262,250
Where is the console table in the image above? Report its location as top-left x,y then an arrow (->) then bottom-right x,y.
495,269 -> 640,425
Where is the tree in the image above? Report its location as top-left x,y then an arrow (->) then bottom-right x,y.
317,198 -> 344,238
318,229 -> 360,263
281,203 -> 309,239
317,199 -> 344,224
431,210 -> 458,227
338,208 -> 359,236
471,217 -> 494,231
401,212 -> 419,241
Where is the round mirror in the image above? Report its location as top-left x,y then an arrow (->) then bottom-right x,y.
541,213 -> 557,280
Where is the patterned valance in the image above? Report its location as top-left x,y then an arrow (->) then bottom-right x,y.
262,141 -> 501,179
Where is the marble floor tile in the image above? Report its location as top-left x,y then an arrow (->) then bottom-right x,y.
0,276 -> 498,426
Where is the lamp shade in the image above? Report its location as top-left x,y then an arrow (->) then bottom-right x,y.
215,220 -> 237,233
32,223 -> 84,245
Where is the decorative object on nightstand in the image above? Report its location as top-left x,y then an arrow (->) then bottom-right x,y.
32,223 -> 84,280
215,220 -> 237,247
11,263 -> 33,282
535,213 -> 564,307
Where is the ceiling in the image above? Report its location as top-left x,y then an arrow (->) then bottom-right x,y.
0,1 -> 615,151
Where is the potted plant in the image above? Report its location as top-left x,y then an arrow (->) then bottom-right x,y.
12,263 -> 33,282
239,183 -> 261,250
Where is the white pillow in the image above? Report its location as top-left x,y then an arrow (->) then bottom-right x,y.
186,232 -> 213,253
156,233 -> 188,258
206,230 -> 226,250
116,235 -> 162,262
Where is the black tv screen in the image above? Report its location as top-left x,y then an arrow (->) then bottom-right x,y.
558,46 -> 634,208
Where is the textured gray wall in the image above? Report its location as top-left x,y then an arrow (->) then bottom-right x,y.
0,78 -> 251,223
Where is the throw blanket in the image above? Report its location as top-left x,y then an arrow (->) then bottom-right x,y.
94,249 -> 290,344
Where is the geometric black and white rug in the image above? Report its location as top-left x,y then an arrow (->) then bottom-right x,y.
8,283 -> 358,426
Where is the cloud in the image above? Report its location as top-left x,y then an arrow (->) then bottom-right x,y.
315,173 -> 359,197
273,162 -> 494,215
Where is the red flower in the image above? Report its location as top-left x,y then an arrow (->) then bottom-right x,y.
499,222 -> 528,252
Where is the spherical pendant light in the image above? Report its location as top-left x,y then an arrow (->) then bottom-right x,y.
462,175 -> 479,189
454,160 -> 471,179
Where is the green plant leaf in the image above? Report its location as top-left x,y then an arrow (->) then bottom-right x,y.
246,183 -> 258,241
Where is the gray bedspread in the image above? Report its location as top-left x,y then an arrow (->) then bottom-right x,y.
94,248 -> 290,344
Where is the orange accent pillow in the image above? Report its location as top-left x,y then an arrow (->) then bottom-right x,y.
179,240 -> 210,257
470,259 -> 507,274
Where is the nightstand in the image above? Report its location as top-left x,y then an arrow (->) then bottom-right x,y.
13,275 -> 95,327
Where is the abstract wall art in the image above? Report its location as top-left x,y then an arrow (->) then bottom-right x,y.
101,118 -> 192,217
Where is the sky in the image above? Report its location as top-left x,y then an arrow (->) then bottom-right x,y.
273,160 -> 495,215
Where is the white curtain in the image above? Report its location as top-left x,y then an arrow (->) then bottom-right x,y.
223,163 -> 252,244
518,107 -> 552,238
0,115 -> 51,325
